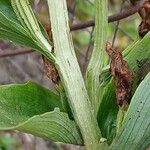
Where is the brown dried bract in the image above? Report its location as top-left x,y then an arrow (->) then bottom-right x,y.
44,23 -> 52,40
130,0 -> 147,19
130,0 -> 150,37
106,43 -> 134,107
43,57 -> 60,84
138,1 -> 150,37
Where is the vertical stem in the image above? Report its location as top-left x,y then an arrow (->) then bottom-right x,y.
86,0 -> 109,115
47,0 -> 101,150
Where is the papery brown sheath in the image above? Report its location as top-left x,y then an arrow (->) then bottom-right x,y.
131,0 -> 150,37
43,57 -> 60,84
106,43 -> 133,107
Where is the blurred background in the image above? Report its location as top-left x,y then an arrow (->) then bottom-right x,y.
0,0 -> 141,149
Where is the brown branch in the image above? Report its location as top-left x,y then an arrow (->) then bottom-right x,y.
0,0 -> 147,58
0,49 -> 34,58
130,0 -> 145,18
70,0 -> 147,31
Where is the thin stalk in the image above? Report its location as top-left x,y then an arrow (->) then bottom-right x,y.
47,0 -> 101,149
86,0 -> 109,115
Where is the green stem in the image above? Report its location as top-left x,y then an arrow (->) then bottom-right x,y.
86,0 -> 109,115
47,0 -> 101,149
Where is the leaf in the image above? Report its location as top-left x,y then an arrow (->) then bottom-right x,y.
97,79 -> 118,145
76,0 -> 94,21
137,59 -> 150,83
0,136 -> 16,149
0,81 -> 83,145
0,0 -> 54,61
11,0 -> 52,54
124,34 -> 150,74
109,72 -> 150,150
97,33 -> 150,144
0,0 -> 36,47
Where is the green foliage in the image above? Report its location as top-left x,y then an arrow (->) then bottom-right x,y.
0,0 -> 36,47
0,0 -> 54,61
97,33 -> 150,144
110,72 -> 150,150
76,0 -> 94,21
0,81 -> 82,145
0,0 -> 150,150
97,79 -> 118,144
0,136 -> 16,150
47,0 -> 101,149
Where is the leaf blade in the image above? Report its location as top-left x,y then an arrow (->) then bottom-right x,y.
0,0 -> 54,61
0,81 -> 82,145
97,33 -> 150,144
110,72 -> 150,150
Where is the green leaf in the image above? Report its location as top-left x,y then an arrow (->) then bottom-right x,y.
11,0 -> 53,55
97,79 -> 118,145
97,33 -> 150,144
0,81 -> 83,145
110,72 -> 150,150
0,136 -> 16,149
76,0 -> 94,21
0,0 -> 54,61
124,36 -> 150,74
0,0 -> 36,47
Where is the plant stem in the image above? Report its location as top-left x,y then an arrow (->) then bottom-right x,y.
86,0 -> 109,115
47,0 -> 101,149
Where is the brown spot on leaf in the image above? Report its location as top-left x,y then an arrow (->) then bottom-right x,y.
106,43 -> 134,107
43,57 -> 60,84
